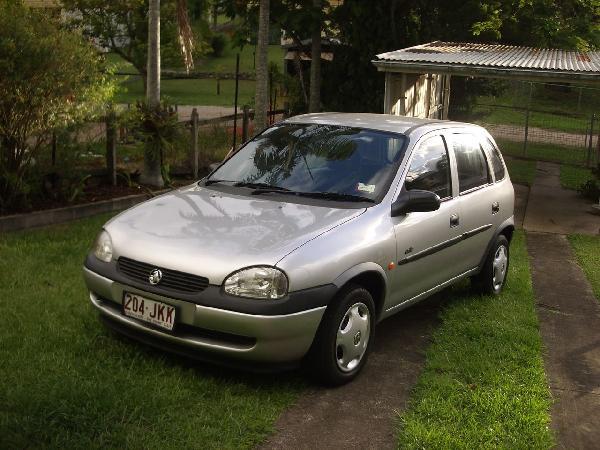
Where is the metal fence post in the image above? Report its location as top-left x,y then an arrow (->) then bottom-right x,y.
242,105 -> 249,143
523,82 -> 533,156
106,110 -> 117,186
191,107 -> 199,179
587,113 -> 595,168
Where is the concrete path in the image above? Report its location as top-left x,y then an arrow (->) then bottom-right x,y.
523,161 -> 599,236
527,233 -> 600,449
260,296 -> 445,450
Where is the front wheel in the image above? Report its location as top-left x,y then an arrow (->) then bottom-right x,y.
306,285 -> 375,386
472,234 -> 510,295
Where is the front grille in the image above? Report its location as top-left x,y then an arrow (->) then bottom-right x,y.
117,257 -> 209,293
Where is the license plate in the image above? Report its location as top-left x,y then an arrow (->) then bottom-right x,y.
122,292 -> 176,331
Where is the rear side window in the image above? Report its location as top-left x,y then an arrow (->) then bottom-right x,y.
452,134 -> 490,193
482,138 -> 506,182
405,135 -> 452,199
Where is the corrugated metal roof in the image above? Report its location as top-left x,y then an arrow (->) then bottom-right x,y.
375,41 -> 600,74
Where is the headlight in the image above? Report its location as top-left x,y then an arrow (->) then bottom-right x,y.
93,230 -> 113,262
223,266 -> 288,300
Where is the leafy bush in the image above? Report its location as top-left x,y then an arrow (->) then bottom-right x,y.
210,33 -> 227,57
126,102 -> 185,186
0,1 -> 113,212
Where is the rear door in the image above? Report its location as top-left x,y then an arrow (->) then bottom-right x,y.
446,132 -> 496,270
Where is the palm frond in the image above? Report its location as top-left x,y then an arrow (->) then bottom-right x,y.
176,0 -> 194,73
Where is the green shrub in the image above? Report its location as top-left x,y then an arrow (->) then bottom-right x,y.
210,33 -> 227,57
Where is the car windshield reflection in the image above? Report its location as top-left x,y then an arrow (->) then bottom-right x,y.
207,123 -> 408,202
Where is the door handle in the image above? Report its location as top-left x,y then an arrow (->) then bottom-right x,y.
450,214 -> 460,227
492,202 -> 500,214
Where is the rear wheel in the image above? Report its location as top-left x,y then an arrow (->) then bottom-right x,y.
306,285 -> 375,386
472,234 -> 510,295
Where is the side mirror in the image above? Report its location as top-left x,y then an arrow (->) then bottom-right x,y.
391,190 -> 441,217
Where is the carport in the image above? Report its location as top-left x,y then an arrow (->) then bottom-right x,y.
371,41 -> 600,119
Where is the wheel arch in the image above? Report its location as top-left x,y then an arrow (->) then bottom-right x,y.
477,218 -> 515,273
332,263 -> 388,320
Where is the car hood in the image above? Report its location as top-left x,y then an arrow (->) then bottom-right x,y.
105,184 -> 366,285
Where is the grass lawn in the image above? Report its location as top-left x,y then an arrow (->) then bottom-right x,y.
397,231 -> 554,448
115,75 -> 257,107
497,139 -> 590,167
505,158 -> 536,186
106,45 -> 284,76
567,234 -> 600,300
0,214 -> 303,449
108,43 -> 284,106
473,104 -> 591,135
472,85 -> 599,134
560,165 -> 596,191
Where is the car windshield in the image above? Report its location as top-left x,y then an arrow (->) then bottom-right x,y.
207,123 -> 407,202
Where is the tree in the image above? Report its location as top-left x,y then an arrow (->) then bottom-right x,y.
0,1 -> 113,211
254,0 -> 270,131
308,0 -> 322,113
140,0 -> 164,186
321,0 -> 599,113
62,0 -> 207,92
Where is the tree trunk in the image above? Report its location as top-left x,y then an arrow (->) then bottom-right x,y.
308,0 -> 322,113
254,0 -> 270,131
140,0 -> 164,187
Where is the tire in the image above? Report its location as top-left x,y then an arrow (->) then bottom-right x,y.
305,284 -> 376,386
471,234 -> 510,295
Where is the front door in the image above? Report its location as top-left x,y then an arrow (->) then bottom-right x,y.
387,134 -> 464,310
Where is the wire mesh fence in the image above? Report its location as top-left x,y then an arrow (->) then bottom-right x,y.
452,80 -> 600,167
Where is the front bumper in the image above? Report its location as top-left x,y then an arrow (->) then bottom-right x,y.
83,267 -> 327,365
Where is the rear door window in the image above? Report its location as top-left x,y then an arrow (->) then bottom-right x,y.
482,138 -> 506,182
452,134 -> 490,193
405,135 -> 452,199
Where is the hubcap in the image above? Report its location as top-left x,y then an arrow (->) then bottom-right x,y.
336,302 -> 370,372
492,245 -> 508,291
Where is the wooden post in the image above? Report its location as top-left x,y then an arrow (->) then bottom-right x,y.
242,105 -> 250,143
383,72 -> 393,114
191,107 -> 199,178
441,75 -> 451,120
217,76 -> 221,95
425,74 -> 433,118
106,110 -> 117,186
399,73 -> 407,116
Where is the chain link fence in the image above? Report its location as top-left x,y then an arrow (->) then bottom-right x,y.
451,80 -> 600,167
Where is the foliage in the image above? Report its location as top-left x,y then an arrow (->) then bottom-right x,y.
127,102 -> 184,184
210,32 -> 227,56
0,1 -> 113,212
578,178 -> 600,201
62,0 -> 211,78
320,0 -> 599,113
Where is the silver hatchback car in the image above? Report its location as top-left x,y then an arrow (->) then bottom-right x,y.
84,113 -> 514,385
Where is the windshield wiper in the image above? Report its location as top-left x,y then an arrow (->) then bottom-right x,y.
204,179 -> 233,186
296,191 -> 376,203
234,181 -> 291,192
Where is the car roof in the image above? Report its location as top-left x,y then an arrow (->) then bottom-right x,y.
283,112 -> 482,137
